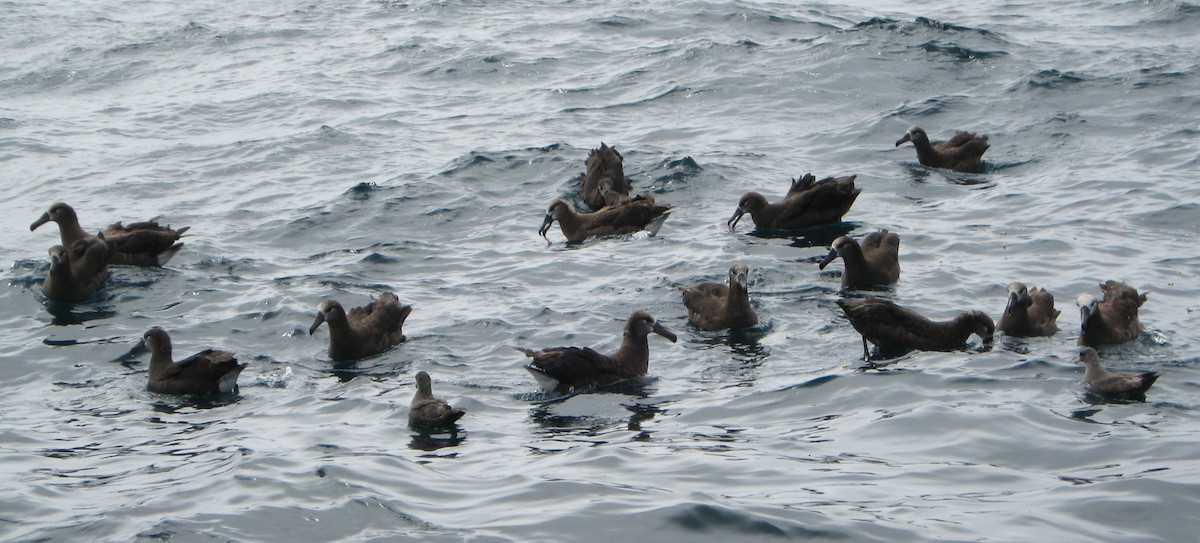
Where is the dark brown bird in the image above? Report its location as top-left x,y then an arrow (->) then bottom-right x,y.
895,126 -> 989,173
41,238 -> 111,303
539,198 -> 672,243
1077,281 -> 1147,347
309,293 -> 413,361
579,142 -> 630,210
818,230 -> 901,289
681,263 -> 759,331
837,297 -> 994,361
1078,347 -> 1160,400
997,282 -> 1060,337
727,173 -> 860,230
409,371 -> 466,429
600,177 -> 655,208
517,310 -> 678,393
31,202 -> 189,267
137,327 -> 246,396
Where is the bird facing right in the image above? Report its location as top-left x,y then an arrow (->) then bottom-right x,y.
837,297 -> 994,361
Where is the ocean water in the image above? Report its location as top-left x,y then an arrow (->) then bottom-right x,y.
2,1 -> 1199,541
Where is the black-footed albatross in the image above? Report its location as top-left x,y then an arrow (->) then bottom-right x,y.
681,263 -> 759,331
409,371 -> 467,429
997,282 -> 1059,337
1076,280 -> 1146,347
1078,347 -> 1160,400
539,198 -> 672,243
137,327 -> 247,396
41,237 -> 111,303
895,126 -> 989,173
837,297 -> 994,361
818,230 -> 901,289
31,202 -> 189,267
579,142 -> 630,210
309,293 -> 413,361
727,173 -> 860,230
517,310 -> 678,393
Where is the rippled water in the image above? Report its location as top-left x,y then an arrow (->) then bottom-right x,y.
3,1 -> 1199,541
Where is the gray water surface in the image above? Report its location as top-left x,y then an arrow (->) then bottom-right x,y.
2,1 -> 1199,541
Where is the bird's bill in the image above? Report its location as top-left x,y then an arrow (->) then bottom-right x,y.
30,212 -> 51,232
538,214 -> 554,242
818,247 -> 839,270
895,133 -> 912,147
653,321 -> 678,343
308,311 -> 326,335
727,207 -> 745,229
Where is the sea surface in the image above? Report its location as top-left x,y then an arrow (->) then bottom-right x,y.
2,1 -> 1199,541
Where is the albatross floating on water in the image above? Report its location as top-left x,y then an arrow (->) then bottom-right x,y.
818,230 -> 901,289
728,173 -> 860,231
895,126 -> 989,173
309,293 -> 413,361
517,310 -> 677,393
681,263 -> 759,331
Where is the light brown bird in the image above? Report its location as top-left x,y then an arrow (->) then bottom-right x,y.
517,310 -> 677,393
728,173 -> 860,230
137,327 -> 246,396
309,293 -> 413,361
818,230 -> 901,289
578,143 -> 630,210
409,371 -> 466,429
1077,347 -> 1160,400
538,198 -> 671,243
681,263 -> 759,331
997,282 -> 1059,337
31,202 -> 188,267
895,126 -> 990,173
1076,281 -> 1146,347
41,238 -> 111,303
837,297 -> 994,361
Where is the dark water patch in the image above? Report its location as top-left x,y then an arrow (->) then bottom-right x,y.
885,93 -> 967,119
561,85 -> 709,113
785,221 -> 860,249
408,431 -> 465,452
1012,68 -> 1090,92
918,40 -> 1008,61
647,155 -> 703,186
666,503 -> 849,540
748,220 -> 858,243
593,15 -> 645,28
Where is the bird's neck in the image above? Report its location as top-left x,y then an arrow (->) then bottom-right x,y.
614,334 -> 650,373
60,221 -> 92,246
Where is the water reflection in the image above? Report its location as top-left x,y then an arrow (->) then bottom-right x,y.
42,299 -> 118,326
148,393 -> 242,413
527,382 -> 667,437
691,328 -> 771,385
786,221 -> 861,249
407,425 -> 465,452
746,221 -> 858,245
321,357 -> 409,383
